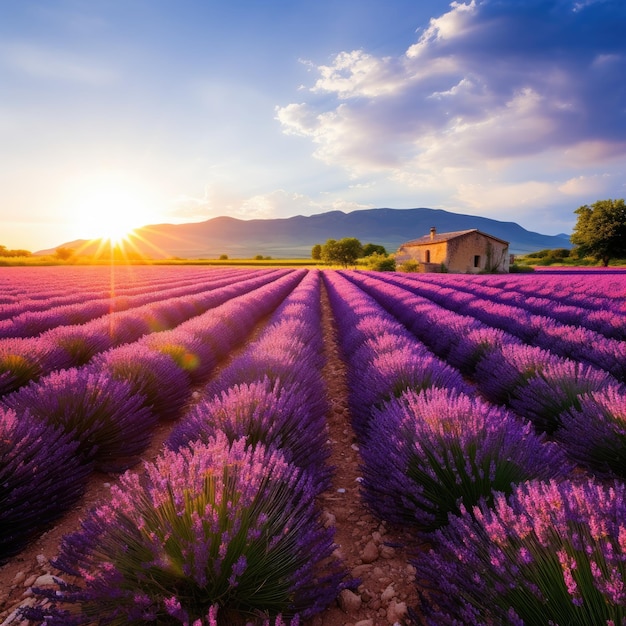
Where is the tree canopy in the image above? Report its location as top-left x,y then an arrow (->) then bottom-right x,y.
570,199 -> 626,266
311,244 -> 322,260
0,245 -> 31,257
362,243 -> 387,256
320,238 -> 363,267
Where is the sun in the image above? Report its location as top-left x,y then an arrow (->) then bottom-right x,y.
67,172 -> 156,244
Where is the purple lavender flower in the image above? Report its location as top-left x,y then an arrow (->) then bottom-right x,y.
447,327 -> 521,376
3,367 -> 157,471
510,358 -> 620,434
361,387 -> 571,532
208,351 -> 326,405
42,324 -> 114,367
557,385 -> 626,478
0,337 -> 65,397
29,435 -> 351,624
414,478 -> 626,625
349,346 -> 473,440
167,377 -> 331,490
474,342 -> 555,405
142,329 -> 218,383
0,407 -> 90,561
94,343 -> 191,420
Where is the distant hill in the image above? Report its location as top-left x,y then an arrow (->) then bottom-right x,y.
36,207 -> 572,259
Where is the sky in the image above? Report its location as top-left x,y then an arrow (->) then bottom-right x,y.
1,0 -> 625,251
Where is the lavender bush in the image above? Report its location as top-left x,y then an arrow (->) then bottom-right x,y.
94,344 -> 192,420
167,377 -> 331,490
3,367 -> 157,471
28,435 -> 350,625
0,337 -> 65,396
509,359 -> 620,434
348,347 -> 472,440
43,322 -> 114,366
474,342 -> 557,405
142,329 -> 219,383
361,387 -> 570,532
0,407 -> 90,561
415,478 -> 626,625
557,385 -> 626,479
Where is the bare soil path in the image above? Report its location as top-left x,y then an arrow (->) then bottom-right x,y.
0,281 -> 421,626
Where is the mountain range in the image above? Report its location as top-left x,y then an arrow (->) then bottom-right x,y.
37,207 -> 572,259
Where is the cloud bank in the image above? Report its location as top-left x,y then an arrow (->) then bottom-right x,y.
276,0 -> 626,230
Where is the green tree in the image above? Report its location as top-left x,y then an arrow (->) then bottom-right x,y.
362,252 -> 396,271
321,238 -> 363,268
571,199 -> 626,266
362,243 -> 387,256
311,243 -> 322,260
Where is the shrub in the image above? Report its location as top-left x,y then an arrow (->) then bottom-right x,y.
414,478 -> 626,625
397,260 -> 420,273
3,367 -> 157,471
142,329 -> 218,383
557,385 -> 626,479
167,377 -> 331,489
28,436 -> 351,625
361,387 -> 570,532
361,252 -> 396,271
0,407 -> 90,562
509,359 -> 619,434
94,344 -> 192,420
0,337 -> 65,396
348,347 -> 472,440
44,324 -> 113,366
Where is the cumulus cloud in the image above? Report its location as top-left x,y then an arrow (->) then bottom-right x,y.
276,0 -> 626,216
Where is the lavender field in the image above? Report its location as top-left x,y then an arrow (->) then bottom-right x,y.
1,265 -> 626,625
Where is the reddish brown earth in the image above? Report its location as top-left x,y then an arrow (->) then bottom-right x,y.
0,285 -> 422,626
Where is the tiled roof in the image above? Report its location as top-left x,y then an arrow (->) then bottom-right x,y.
400,229 -> 509,247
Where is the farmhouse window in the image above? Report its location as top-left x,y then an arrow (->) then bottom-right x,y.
473,255 -> 481,268
425,250 -> 431,263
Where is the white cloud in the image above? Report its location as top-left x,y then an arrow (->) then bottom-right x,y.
311,50 -> 406,98
558,174 -> 612,196
277,0 -> 626,222
406,0 -> 478,58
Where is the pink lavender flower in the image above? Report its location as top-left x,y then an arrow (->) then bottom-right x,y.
167,378 -> 331,490
0,337 -> 65,397
94,343 -> 191,420
361,387 -> 571,531
557,385 -> 626,478
27,434 -> 350,624
414,478 -> 626,625
509,358 -> 620,434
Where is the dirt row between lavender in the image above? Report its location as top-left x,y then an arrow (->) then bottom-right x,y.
0,282 -> 422,626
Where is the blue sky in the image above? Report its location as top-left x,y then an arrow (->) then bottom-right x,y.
2,0 -> 625,251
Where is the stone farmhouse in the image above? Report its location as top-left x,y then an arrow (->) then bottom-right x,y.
395,227 -> 511,273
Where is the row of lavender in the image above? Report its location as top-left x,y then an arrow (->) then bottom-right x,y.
327,270 -> 626,624
0,269 -> 289,396
24,269 -> 350,625
0,269 -> 304,562
345,270 -> 626,470
0,268 -> 257,339
0,266 -> 227,318
379,271 -> 626,376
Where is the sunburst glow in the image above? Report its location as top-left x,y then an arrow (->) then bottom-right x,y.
68,172 -> 156,244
